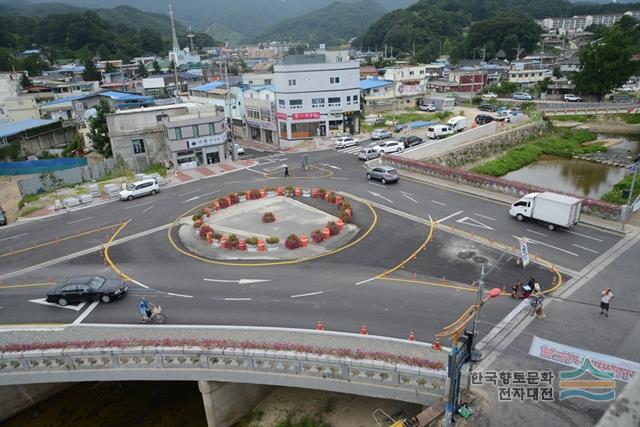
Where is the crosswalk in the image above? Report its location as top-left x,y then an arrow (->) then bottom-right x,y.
336,146 -> 365,155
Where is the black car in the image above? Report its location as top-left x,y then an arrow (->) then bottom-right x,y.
46,275 -> 128,306
399,135 -> 424,148
475,114 -> 496,125
0,206 -> 6,226
478,104 -> 497,112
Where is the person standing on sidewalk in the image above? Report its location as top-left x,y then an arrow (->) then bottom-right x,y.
284,165 -> 289,177
529,283 -> 546,319
600,288 -> 614,317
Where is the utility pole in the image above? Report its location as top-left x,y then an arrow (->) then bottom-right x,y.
622,156 -> 640,231
466,265 -> 485,392
392,69 -> 397,125
225,61 -> 237,161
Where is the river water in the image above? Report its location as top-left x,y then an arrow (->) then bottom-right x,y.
502,135 -> 639,199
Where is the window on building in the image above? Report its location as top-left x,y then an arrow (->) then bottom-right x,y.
192,125 -> 199,138
181,126 -> 194,138
265,79 -> 272,85
265,94 -> 270,100
209,123 -> 215,135
289,99 -> 303,109
247,108 -> 260,119
409,71 -> 414,75
328,97 -> 340,107
198,124 -> 210,136
248,80 -> 254,84
132,138 -> 145,154
173,127 -> 182,140
311,97 -> 325,108
260,109 -> 271,120
330,77 -> 340,84
346,95 -> 351,105
353,95 -> 359,102
288,79 -> 296,86
278,99 -> 285,107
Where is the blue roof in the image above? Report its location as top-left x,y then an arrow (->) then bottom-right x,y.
0,119 -> 56,139
42,94 -> 85,107
191,81 -> 225,92
246,84 -> 275,92
96,91 -> 151,102
360,79 -> 394,90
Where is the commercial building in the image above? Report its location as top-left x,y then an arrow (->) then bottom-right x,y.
244,85 -> 278,146
274,54 -> 360,147
107,104 -> 229,172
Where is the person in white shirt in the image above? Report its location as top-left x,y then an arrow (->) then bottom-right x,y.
600,288 -> 614,317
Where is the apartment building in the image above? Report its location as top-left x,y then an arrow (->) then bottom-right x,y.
274,54 -> 360,147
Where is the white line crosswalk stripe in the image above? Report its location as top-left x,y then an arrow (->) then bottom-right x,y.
338,146 -> 363,155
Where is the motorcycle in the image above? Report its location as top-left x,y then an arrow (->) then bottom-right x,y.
136,304 -> 166,324
511,282 -> 533,299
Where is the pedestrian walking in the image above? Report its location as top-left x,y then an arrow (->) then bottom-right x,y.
600,288 -> 614,317
528,283 -> 546,319
284,165 -> 289,177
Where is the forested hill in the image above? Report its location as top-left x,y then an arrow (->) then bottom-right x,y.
256,0 -> 387,46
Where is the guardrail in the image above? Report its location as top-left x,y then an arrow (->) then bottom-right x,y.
539,103 -> 636,116
0,343 -> 447,405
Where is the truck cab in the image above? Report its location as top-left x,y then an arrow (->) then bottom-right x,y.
509,195 -> 534,221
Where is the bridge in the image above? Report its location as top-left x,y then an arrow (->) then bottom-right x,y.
539,102 -> 636,116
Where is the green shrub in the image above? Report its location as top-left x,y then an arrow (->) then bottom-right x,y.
227,234 -> 239,249
144,162 -> 167,177
601,173 -> 640,204
19,193 -> 41,209
266,236 -> 279,244
245,236 -> 259,245
619,113 -> 640,124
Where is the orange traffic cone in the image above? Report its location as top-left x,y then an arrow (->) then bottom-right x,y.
360,324 -> 368,335
432,337 -> 442,350
408,331 -> 416,341
316,320 -> 325,331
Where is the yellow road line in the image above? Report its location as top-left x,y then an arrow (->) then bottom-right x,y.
167,194 -> 378,266
376,218 -> 435,280
378,276 -> 513,296
103,220 -> 133,281
0,223 -> 124,258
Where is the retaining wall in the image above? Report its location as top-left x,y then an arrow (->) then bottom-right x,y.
17,158 -> 116,196
382,155 -> 621,221
0,383 -> 71,423
401,122 -> 498,160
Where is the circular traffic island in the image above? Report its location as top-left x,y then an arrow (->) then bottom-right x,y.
177,189 -> 370,262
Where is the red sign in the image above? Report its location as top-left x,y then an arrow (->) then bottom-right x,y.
276,112 -> 287,120
292,112 -> 321,120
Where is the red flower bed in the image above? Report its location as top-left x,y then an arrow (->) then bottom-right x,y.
326,221 -> 340,236
226,234 -> 239,249
285,234 -> 301,249
217,197 -> 229,209
311,229 -> 324,243
199,225 -> 213,240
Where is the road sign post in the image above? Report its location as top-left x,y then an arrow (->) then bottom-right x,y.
519,237 -> 530,268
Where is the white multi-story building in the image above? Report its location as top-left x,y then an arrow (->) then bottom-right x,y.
538,11 -> 640,34
274,54 -> 360,147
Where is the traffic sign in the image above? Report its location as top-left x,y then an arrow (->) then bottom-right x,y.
519,237 -> 530,267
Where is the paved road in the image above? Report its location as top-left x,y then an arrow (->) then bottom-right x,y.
0,148 -> 624,343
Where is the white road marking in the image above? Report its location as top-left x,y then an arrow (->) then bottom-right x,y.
204,278 -> 271,285
246,168 -> 267,176
526,229 -> 547,237
511,235 -> 579,257
224,297 -> 252,301
399,191 -> 413,196
223,180 -> 243,185
29,298 -> 87,311
264,165 -> 285,172
402,193 -> 418,203
319,162 -> 341,170
201,190 -> 221,198
67,216 -> 93,225
142,205 -> 154,214
183,196 -> 200,203
168,292 -> 194,298
355,278 -> 376,286
368,191 -> 394,204
437,210 -> 464,224
178,188 -> 201,197
129,279 -> 149,289
430,200 -> 448,206
72,301 -> 99,325
566,230 -> 604,242
474,213 -> 497,221
125,201 -> 154,210
456,216 -> 495,230
368,182 -> 387,189
330,177 -> 349,180
290,291 -> 324,298
0,233 -> 28,242
572,244 -> 600,254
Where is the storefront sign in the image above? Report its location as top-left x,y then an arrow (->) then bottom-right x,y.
292,112 -> 321,120
185,133 -> 227,149
246,119 -> 275,131
276,112 -> 287,120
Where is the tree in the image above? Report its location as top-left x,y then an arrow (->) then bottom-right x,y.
169,59 -> 176,72
152,60 -> 161,75
62,132 -> 84,157
81,56 -> 101,81
88,99 -> 113,157
137,61 -> 148,78
20,72 -> 32,90
574,26 -> 639,100
552,66 -> 562,79
105,62 -> 116,73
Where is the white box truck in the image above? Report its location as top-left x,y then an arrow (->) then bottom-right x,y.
509,192 -> 582,231
447,116 -> 468,132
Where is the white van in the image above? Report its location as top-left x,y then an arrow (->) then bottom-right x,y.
427,125 -> 454,139
119,179 -> 160,201
447,116 -> 468,132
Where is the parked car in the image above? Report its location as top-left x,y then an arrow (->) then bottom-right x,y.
366,166 -> 400,184
478,103 -> 497,112
509,107 -> 522,115
426,125 -> 454,139
563,94 -> 582,102
0,206 -> 6,226
334,136 -> 359,149
358,147 -> 381,161
475,114 -> 495,125
419,103 -> 436,112
482,92 -> 498,100
45,275 -> 128,306
364,115 -> 385,125
119,179 -> 160,201
399,135 -> 423,148
512,92 -> 533,101
495,110 -> 512,123
370,129 -> 392,140
373,140 -> 404,154
232,143 -> 245,154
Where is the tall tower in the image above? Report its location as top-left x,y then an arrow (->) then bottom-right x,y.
169,4 -> 180,54
187,27 -> 196,53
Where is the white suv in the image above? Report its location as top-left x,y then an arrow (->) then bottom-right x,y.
334,136 -> 359,149
563,94 -> 582,102
373,140 -> 403,154
119,179 -> 160,201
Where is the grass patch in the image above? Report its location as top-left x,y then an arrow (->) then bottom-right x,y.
550,115 -> 596,123
382,110 -> 452,123
237,410 -> 264,427
144,162 -> 167,177
19,205 -> 42,216
97,168 -> 134,182
472,128 -> 603,177
18,193 -> 41,209
618,113 -> 640,124
601,172 -> 640,204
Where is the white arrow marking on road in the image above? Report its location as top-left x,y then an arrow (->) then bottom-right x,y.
72,301 -> 99,325
474,213 -> 496,221
0,233 -> 28,242
29,298 -> 87,311
368,191 -> 394,204
402,194 -> 418,203
456,216 -> 495,230
319,163 -> 341,170
436,210 -> 464,224
168,292 -> 194,298
204,278 -> 271,285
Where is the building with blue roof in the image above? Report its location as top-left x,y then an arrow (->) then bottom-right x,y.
0,118 -> 77,158
69,91 -> 155,122
40,95 -> 85,121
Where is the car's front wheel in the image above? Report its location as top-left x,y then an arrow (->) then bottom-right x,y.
58,297 -> 67,306
127,195 -> 133,201
367,173 -> 372,180
101,294 -> 111,303
151,190 -> 157,195
381,178 -> 387,184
